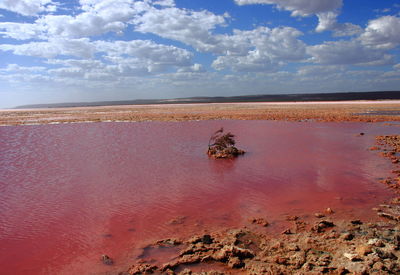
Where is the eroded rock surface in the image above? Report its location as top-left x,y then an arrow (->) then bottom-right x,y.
122,217 -> 400,274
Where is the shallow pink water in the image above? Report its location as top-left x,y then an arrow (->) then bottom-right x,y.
0,120 -> 397,274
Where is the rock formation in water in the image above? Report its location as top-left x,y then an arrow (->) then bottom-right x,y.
207,128 -> 245,159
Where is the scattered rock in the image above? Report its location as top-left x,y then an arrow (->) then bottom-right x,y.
285,215 -> 299,221
342,233 -> 354,241
281,228 -> 292,235
343,252 -> 362,262
356,245 -> 373,256
314,213 -> 325,218
378,212 -> 399,221
325,208 -> 334,214
201,234 -> 213,245
312,220 -> 335,233
337,267 -> 350,274
375,248 -> 398,260
227,256 -> 243,268
368,238 -> 385,247
101,254 -> 114,265
167,216 -> 187,225
207,128 -> 245,159
250,217 -> 269,227
126,263 -> 157,274
155,238 -> 182,246
275,256 -> 288,265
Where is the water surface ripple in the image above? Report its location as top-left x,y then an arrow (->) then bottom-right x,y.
0,120 -> 397,274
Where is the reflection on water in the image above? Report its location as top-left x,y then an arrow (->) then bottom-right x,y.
0,120 -> 397,274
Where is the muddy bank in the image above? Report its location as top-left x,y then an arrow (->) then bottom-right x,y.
118,135 -> 400,275
121,212 -> 400,274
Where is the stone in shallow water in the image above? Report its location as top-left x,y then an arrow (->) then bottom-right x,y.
101,254 -> 113,265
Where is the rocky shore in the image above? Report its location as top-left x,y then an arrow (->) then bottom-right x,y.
121,214 -> 400,274
117,135 -> 400,274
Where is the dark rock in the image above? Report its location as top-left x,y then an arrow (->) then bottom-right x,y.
207,128 -> 245,159
227,256 -> 243,268
201,234 -> 213,244
286,215 -> 299,221
337,267 -> 350,274
375,248 -> 398,260
312,220 -> 335,233
250,217 -> 269,227
378,212 -> 399,221
342,233 -> 354,241
155,238 -> 182,246
101,254 -> 114,265
275,256 -> 288,265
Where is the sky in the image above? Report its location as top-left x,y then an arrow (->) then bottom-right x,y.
0,0 -> 400,108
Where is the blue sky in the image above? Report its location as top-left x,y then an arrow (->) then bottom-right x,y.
0,0 -> 399,108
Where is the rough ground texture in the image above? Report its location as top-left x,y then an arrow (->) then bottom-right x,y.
1,102 -> 400,126
121,218 -> 400,274
374,135 -> 400,196
207,146 -> 245,159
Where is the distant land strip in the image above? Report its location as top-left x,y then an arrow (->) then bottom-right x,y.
15,91 -> 400,109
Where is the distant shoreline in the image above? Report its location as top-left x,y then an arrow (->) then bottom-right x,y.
12,91 -> 400,109
2,100 -> 400,126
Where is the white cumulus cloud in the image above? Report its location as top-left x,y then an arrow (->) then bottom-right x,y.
234,0 -> 360,36
360,16 -> 400,49
307,40 -> 393,66
234,0 -> 342,16
0,0 -> 57,16
0,38 -> 95,58
132,5 -> 227,52
212,26 -> 306,72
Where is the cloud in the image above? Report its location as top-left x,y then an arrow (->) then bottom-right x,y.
95,40 -> 193,68
0,0 -> 148,40
211,26 -> 306,72
0,38 -> 95,58
132,5 -> 227,52
234,0 -> 361,36
297,65 -> 345,76
234,0 -> 342,16
1,39 -> 196,81
360,16 -> 400,49
131,4 -> 307,72
316,12 -> 362,36
307,40 -> 393,66
1,64 -> 46,72
0,22 -> 45,40
0,0 -> 57,16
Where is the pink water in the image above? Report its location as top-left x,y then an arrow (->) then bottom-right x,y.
0,120 -> 397,274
